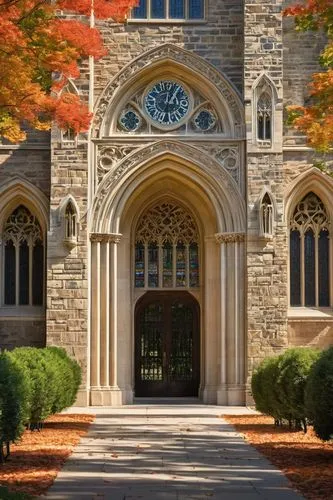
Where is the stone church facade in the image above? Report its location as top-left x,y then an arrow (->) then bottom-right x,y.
1,0 -> 332,406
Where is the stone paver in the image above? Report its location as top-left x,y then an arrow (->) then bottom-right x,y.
44,404 -> 304,499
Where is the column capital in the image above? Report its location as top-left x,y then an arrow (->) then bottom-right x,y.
90,233 -> 122,244
215,232 -> 245,244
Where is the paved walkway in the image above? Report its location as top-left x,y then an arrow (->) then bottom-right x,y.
45,404 -> 303,499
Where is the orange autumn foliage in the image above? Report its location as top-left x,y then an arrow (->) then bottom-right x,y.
0,0 -> 138,142
284,1 -> 333,152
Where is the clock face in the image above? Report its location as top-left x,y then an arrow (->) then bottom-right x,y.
144,80 -> 190,127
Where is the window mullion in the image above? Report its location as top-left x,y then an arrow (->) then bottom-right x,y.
172,243 -> 177,287
144,243 -> 148,288
185,0 -> 188,19
315,232 -> 319,307
300,232 -> 305,306
148,0 -> 151,19
166,0 -> 169,19
15,243 -> 19,305
29,242 -> 33,306
185,243 -> 190,287
158,243 -> 163,288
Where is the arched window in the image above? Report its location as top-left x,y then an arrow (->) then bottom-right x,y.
290,192 -> 330,307
259,193 -> 274,237
3,205 -> 44,306
135,202 -> 199,288
132,0 -> 204,20
65,201 -> 77,240
257,92 -> 272,141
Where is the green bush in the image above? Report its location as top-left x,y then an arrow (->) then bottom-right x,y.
251,355 -> 284,422
45,346 -> 81,410
10,347 -> 54,425
276,348 -> 320,430
0,352 -> 29,461
305,346 -> 333,441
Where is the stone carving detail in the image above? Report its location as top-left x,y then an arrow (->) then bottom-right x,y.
97,145 -> 142,181
90,233 -> 122,243
136,202 -> 198,245
290,192 -> 329,234
192,145 -> 240,185
93,44 -> 243,137
3,206 -> 43,245
215,232 -> 245,244
94,141 -> 239,215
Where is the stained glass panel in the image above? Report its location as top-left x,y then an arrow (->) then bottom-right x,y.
5,241 -> 15,305
32,241 -> 44,305
163,243 -> 173,287
290,230 -> 301,306
151,0 -> 165,17
132,0 -> 147,18
176,243 -> 186,287
148,244 -> 159,287
135,244 -> 145,288
189,0 -> 204,19
169,0 -> 184,18
19,241 -> 29,305
189,243 -> 199,287
304,229 -> 315,306
319,230 -> 330,306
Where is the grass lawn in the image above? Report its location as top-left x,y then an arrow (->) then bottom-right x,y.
0,414 -> 94,498
223,414 -> 333,500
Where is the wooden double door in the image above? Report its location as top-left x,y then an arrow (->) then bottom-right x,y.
135,292 -> 200,397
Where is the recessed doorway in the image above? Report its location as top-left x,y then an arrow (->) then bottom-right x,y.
135,292 -> 200,397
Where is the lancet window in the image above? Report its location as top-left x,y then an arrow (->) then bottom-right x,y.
260,193 -> 273,237
132,0 -> 204,20
290,192 -> 330,307
135,202 -> 199,289
3,205 -> 44,306
65,201 -> 77,240
257,92 -> 272,142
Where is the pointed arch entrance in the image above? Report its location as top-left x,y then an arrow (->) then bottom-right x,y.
135,291 -> 200,397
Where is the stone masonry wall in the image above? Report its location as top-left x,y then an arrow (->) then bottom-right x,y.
0,131 -> 50,350
46,142 -> 89,401
95,0 -> 244,101
244,1 -> 287,392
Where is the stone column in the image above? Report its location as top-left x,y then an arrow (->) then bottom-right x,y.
89,232 -> 122,406
215,232 -> 246,405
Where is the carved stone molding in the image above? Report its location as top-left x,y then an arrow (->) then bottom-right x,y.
90,233 -> 122,244
194,145 -> 240,185
93,44 -> 243,138
215,232 -> 245,244
94,141 -> 239,215
97,145 -> 143,182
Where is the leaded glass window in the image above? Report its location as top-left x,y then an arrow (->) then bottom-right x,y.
132,0 -> 204,20
135,202 -> 199,288
260,193 -> 273,237
3,205 -> 44,306
290,192 -> 330,307
65,201 -> 77,239
257,92 -> 272,141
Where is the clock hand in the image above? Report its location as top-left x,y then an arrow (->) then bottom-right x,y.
169,87 -> 179,105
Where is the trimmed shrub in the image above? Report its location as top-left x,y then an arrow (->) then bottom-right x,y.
251,355 -> 284,422
0,353 -> 29,461
305,346 -> 333,441
276,348 -> 320,430
10,347 -> 56,425
43,347 -> 81,412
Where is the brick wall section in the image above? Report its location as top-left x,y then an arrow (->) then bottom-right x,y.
46,142 -> 89,380
0,131 -> 50,350
244,1 -> 288,386
0,321 -> 45,350
94,0 -> 244,99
